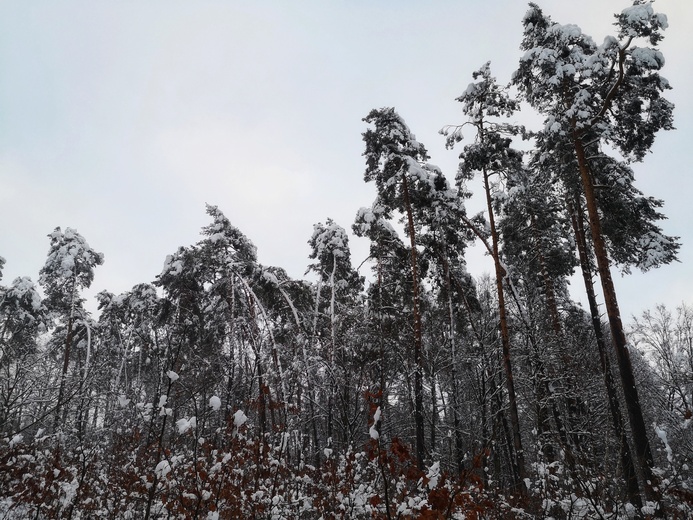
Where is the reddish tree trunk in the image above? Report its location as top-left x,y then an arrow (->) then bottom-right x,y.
573,134 -> 661,510
483,167 -> 525,488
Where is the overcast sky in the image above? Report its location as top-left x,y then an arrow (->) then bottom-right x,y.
1,0 -> 691,320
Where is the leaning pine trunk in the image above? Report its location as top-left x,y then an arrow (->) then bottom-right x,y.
573,134 -> 661,511
566,192 -> 641,508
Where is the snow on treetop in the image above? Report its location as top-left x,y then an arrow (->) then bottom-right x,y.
39,227 -> 104,290
203,204 -> 258,261
6,276 -> 43,314
161,254 -> 184,276
260,268 -> 279,285
353,205 -> 397,240
310,220 -> 350,260
621,2 -> 667,30
547,23 -> 586,43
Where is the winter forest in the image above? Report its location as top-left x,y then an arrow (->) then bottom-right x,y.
1,3 -> 692,519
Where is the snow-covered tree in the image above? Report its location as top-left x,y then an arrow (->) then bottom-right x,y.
444,62 -> 527,489
513,3 -> 677,510
0,276 -> 47,435
307,219 -> 364,451
361,107 -> 440,470
39,227 -> 103,430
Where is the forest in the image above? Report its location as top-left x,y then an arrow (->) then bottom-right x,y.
1,2 -> 692,519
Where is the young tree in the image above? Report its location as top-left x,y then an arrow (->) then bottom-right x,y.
631,303 -> 693,419
307,219 -> 364,450
39,227 -> 104,430
0,276 -> 48,435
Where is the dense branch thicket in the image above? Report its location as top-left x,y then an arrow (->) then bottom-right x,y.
1,2 -> 691,518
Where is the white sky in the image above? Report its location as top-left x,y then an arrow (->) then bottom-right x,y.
1,0 -> 691,320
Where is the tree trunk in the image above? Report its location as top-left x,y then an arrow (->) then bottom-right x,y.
443,258 -> 465,474
572,135 -> 661,511
401,172 -> 426,471
483,167 -> 525,488
566,193 -> 641,507
54,313 -> 75,431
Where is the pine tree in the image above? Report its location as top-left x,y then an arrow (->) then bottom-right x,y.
415,164 -> 473,473
307,219 -> 364,451
362,107 -> 442,470
443,63 -> 527,489
39,227 -> 103,430
0,276 -> 47,435
513,2 -> 677,511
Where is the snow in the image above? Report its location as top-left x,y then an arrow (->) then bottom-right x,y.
40,227 -> 104,284
631,47 -> 664,68
369,406 -> 381,440
353,204 -> 398,240
7,277 -> 43,313
167,370 -> 179,382
117,394 -> 130,407
175,416 -> 197,434
426,461 -> 440,490
209,395 -> 221,411
158,395 -> 172,416
9,434 -> 23,448
310,221 -> 350,260
622,3 -> 655,25
233,409 -> 247,428
654,424 -> 673,463
620,3 -> 668,39
547,23 -> 584,42
261,269 -> 279,285
154,460 -> 171,479
162,255 -> 183,276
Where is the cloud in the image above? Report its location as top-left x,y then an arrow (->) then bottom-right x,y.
151,118 -> 315,207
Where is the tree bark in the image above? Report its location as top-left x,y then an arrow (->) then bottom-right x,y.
401,172 -> 426,471
483,167 -> 525,488
54,282 -> 76,432
566,193 -> 642,507
572,135 -> 661,510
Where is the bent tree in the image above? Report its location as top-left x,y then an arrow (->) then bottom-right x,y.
513,2 -> 676,508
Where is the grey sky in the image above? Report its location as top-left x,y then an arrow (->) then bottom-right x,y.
1,0 -> 691,319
